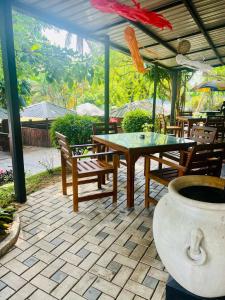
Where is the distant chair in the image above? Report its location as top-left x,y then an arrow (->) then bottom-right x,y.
92,122 -> 118,135
160,125 -> 218,163
158,114 -> 182,137
56,132 -> 119,212
178,111 -> 193,116
206,115 -> 225,141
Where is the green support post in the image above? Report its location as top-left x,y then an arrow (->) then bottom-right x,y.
170,70 -> 178,125
0,0 -> 26,203
152,65 -> 158,129
104,36 -> 110,133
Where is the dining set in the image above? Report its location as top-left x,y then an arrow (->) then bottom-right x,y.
56,113 -> 225,212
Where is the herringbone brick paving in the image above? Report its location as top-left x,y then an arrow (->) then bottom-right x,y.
0,160 -> 168,300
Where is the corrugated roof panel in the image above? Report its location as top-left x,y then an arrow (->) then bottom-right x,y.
187,49 -> 216,61
194,0 -> 225,28
218,47 -> 225,56
206,58 -> 221,66
209,28 -> 225,46
142,4 -> 198,41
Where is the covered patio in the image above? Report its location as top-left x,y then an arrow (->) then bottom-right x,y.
1,1 -> 225,300
1,0 -> 225,204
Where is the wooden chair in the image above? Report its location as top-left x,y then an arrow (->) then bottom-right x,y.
92,122 -> 127,167
92,122 -> 118,135
145,142 -> 225,207
158,114 -> 182,137
56,132 -> 119,212
206,115 -> 225,141
161,125 -> 218,163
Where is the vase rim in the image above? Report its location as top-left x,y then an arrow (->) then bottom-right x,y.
168,175 -> 225,210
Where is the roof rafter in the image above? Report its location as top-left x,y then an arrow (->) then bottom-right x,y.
156,44 -> 225,61
140,22 -> 225,50
129,21 -> 177,55
183,0 -> 224,65
110,42 -> 170,70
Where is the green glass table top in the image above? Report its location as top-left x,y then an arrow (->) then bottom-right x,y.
94,132 -> 195,149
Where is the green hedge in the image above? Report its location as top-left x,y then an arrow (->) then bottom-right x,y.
50,114 -> 96,146
122,109 -> 152,133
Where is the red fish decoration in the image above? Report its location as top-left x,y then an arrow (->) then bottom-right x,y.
91,0 -> 172,30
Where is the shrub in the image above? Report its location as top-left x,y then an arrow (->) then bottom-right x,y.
0,206 -> 16,240
50,114 -> 96,146
122,109 -> 152,133
0,169 -> 13,186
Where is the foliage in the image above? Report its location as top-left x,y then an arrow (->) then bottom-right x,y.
50,114 -> 95,146
142,123 -> 153,132
0,168 -> 61,208
38,157 -> 54,175
145,67 -> 171,101
0,79 -> 31,109
0,169 -> 13,186
0,206 -> 16,238
122,109 -> 152,132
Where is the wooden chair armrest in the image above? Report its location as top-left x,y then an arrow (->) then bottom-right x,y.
0,132 -> 8,136
72,151 -> 119,159
146,155 -> 187,172
70,143 -> 100,148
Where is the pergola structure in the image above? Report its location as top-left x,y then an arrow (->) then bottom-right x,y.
0,0 -> 225,203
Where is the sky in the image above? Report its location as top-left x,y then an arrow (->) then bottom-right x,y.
43,28 -> 90,53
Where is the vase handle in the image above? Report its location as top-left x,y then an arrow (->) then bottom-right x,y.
185,228 -> 207,266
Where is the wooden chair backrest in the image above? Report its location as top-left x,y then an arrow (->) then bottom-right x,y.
206,116 -> 225,139
92,122 -> 118,135
55,132 -> 72,162
179,111 -> 193,116
184,143 -> 225,177
189,125 -> 217,144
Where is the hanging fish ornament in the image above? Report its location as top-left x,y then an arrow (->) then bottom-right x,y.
124,26 -> 147,73
91,0 -> 172,30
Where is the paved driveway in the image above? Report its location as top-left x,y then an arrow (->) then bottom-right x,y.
0,147 -> 60,175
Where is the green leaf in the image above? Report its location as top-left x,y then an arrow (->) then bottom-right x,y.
31,43 -> 41,51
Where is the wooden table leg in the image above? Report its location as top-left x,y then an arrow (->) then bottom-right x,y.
187,121 -> 191,137
126,152 -> 137,208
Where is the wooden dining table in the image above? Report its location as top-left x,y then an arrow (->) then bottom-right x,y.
176,115 -> 207,137
93,132 -> 196,208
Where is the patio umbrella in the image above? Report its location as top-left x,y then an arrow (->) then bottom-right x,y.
193,81 -> 225,111
194,80 -> 225,92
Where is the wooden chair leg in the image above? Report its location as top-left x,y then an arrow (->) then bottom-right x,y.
113,155 -> 118,203
61,153 -> 67,195
72,160 -> 79,212
145,157 -> 150,208
98,175 -> 102,189
159,153 -> 163,170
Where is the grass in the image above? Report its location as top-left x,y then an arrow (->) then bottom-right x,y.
0,168 -> 61,208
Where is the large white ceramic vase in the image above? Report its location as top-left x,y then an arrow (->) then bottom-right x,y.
153,175 -> 225,298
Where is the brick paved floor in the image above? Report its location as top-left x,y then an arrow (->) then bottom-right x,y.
0,161 -> 168,300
